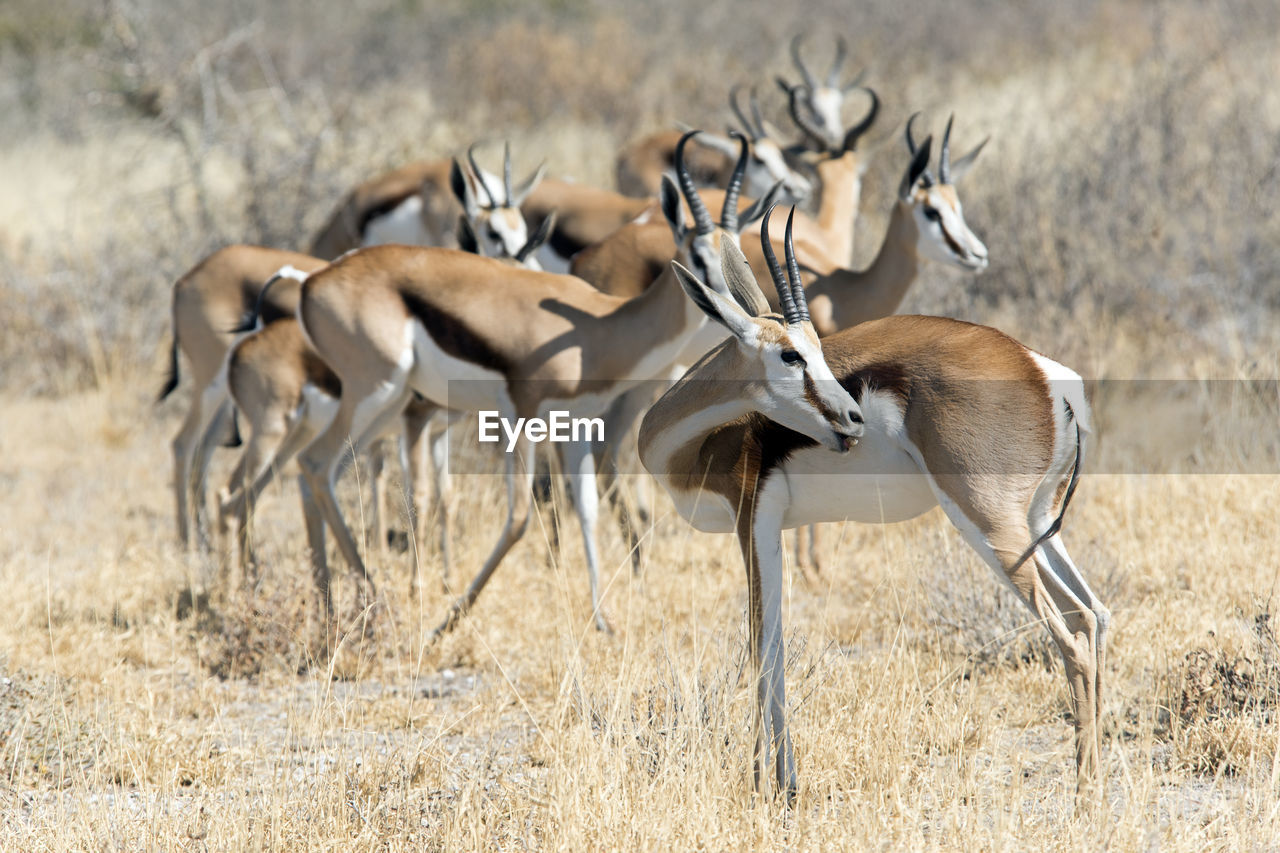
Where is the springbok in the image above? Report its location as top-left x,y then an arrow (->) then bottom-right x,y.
290,132 -> 775,633
638,205 -> 1107,802
163,154 -> 534,554
159,246 -> 328,551
576,88 -> 879,302
216,175 -> 556,593
615,87 -> 814,204
775,34 -> 866,151
773,112 -> 989,571
308,143 -> 545,259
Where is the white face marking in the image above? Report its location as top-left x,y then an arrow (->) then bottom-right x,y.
752,323 -> 862,453
913,186 -> 988,271
362,195 -> 431,246
749,141 -> 812,204
479,206 -> 529,260
811,87 -> 844,141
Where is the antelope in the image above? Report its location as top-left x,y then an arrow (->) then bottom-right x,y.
159,246 -> 328,551
162,154 -> 535,554
517,178 -> 658,273
614,87 -> 814,204
638,205 -> 1107,802
308,143 -> 545,259
776,113 -> 989,571
587,113 -> 988,570
216,173 -> 556,592
290,132 -> 775,634
775,34 -> 866,150
574,88 -> 879,303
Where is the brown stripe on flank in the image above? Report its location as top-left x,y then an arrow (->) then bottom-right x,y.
400,291 -> 512,374
842,362 -> 911,408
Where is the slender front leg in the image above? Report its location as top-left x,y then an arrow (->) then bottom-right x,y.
297,387 -> 410,620
736,464 -> 796,802
430,432 -> 535,640
560,438 -> 613,633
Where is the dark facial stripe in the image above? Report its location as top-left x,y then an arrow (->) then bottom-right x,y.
941,221 -> 968,259
802,372 -> 841,425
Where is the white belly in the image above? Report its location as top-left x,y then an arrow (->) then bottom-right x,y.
406,320 -> 510,414
363,196 -> 431,247
777,446 -> 937,526
778,391 -> 936,526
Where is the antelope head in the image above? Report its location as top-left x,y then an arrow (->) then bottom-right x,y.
776,35 -> 865,150
786,81 -> 879,167
450,141 -> 546,261
901,114 -> 989,271
696,86 -> 814,204
659,129 -> 784,298
456,210 -> 556,271
671,203 -> 864,453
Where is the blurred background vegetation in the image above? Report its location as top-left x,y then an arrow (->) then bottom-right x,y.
1,0 -> 1277,394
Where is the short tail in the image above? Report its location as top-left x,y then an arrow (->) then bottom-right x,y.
156,334 -> 180,403
1012,401 -> 1085,571
229,265 -> 308,335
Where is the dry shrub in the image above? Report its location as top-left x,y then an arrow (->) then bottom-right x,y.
1165,600 -> 1280,775
194,585 -> 312,680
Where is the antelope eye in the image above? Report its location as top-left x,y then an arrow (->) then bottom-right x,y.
922,206 -> 941,224
780,349 -> 806,367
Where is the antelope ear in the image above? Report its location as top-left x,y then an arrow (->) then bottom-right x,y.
659,175 -> 686,243
512,162 -> 547,206
517,211 -> 555,263
720,238 -> 770,317
671,261 -> 757,342
947,136 -> 989,183
450,159 -> 479,218
738,181 -> 785,228
456,215 -> 479,255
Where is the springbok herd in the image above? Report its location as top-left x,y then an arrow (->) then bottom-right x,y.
157,36 -> 1109,803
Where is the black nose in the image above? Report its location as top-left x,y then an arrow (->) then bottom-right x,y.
847,410 -> 863,425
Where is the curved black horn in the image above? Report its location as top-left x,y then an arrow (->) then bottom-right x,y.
760,203 -> 799,323
904,112 -> 922,157
788,86 -> 830,150
826,35 -> 847,88
502,141 -> 514,205
790,34 -> 818,90
675,130 -> 715,236
841,87 -> 880,152
730,85 -> 757,139
899,135 -> 933,200
938,113 -> 954,184
784,207 -> 810,324
721,131 -> 750,233
467,144 -> 496,209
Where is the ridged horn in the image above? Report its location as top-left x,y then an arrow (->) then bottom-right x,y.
467,143 -> 496,209
675,130 -> 714,236
720,131 -> 749,233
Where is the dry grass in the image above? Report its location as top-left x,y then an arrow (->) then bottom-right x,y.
2,0 -> 1279,848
